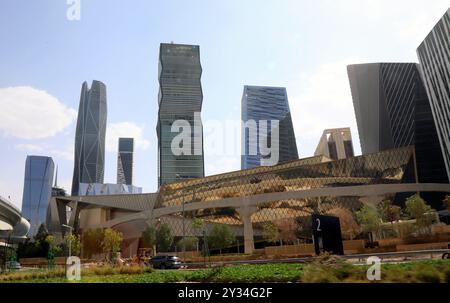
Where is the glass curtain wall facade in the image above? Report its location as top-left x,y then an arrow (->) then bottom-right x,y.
417,8 -> 450,182
348,63 -> 448,208
156,147 -> 415,241
117,138 -> 134,185
21,156 -> 54,236
157,43 -> 204,187
241,86 -> 298,169
71,80 -> 107,196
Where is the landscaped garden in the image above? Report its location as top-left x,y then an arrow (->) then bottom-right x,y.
1,257 -> 449,283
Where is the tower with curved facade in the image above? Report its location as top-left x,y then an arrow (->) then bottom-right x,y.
71,80 -> 107,196
157,43 -> 205,187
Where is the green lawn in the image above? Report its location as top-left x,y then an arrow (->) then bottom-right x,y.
2,259 -> 450,283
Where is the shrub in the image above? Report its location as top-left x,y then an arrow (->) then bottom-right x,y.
414,265 -> 441,283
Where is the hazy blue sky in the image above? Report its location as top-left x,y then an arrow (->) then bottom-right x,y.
0,0 -> 448,208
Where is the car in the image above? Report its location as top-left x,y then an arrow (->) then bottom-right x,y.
150,255 -> 182,269
6,261 -> 21,270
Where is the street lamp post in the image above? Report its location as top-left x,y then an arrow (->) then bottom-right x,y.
176,174 -> 186,253
61,224 -> 73,258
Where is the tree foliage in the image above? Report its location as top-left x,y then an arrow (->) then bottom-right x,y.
178,236 -> 198,251
405,194 -> 436,229
262,222 -> 279,244
142,226 -> 157,248
326,207 -> 360,240
356,204 -> 381,234
156,223 -> 174,252
101,228 -> 123,262
63,233 -> 81,256
443,195 -> 450,210
379,200 -> 401,223
206,224 -> 236,253
82,228 -> 105,258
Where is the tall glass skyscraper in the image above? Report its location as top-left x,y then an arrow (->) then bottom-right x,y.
348,62 -> 448,208
241,86 -> 298,169
71,80 -> 107,196
21,156 -> 54,236
117,137 -> 134,185
417,8 -> 450,182
157,43 -> 204,187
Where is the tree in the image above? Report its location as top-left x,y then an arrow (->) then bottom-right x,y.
156,223 -> 173,252
142,226 -> 157,255
82,228 -> 105,258
262,222 -> 279,244
356,204 -> 381,241
101,228 -> 123,262
405,194 -> 436,231
295,216 -> 313,242
177,237 -> 198,251
45,235 -> 62,265
275,219 -> 297,245
443,195 -> 450,210
206,224 -> 236,254
192,218 -> 205,234
326,207 -> 360,240
63,233 -> 81,257
379,200 -> 401,224
35,224 -> 49,242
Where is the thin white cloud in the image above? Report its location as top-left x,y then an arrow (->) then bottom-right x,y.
205,155 -> 240,176
0,86 -> 76,139
15,143 -> 44,153
289,59 -> 366,157
106,122 -> 150,152
15,143 -> 74,161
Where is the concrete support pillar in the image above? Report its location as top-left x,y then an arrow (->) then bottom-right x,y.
237,205 -> 257,254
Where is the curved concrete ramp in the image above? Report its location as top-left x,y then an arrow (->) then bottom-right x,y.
0,196 -> 30,242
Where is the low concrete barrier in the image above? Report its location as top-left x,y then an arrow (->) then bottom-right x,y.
343,240 -> 365,254
396,242 -> 449,251
19,257 -> 67,266
432,225 -> 450,234
264,244 -> 315,255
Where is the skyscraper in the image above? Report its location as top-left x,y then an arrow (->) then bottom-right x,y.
417,8 -> 450,182
71,80 -> 107,196
21,156 -> 54,236
241,85 -> 298,169
314,128 -> 354,160
117,137 -> 134,185
157,43 -> 204,186
347,63 -> 448,207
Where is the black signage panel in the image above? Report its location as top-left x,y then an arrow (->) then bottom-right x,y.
311,214 -> 344,255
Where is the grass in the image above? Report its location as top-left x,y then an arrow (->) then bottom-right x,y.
1,259 -> 449,283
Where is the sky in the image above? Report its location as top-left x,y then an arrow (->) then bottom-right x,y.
0,0 -> 449,209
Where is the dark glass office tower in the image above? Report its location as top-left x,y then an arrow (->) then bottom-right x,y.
417,8 -> 450,182
71,80 -> 107,196
21,156 -> 54,236
157,43 -> 204,187
241,86 -> 298,169
348,63 -> 448,208
117,137 -> 134,185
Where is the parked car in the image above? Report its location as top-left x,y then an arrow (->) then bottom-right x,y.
150,255 -> 182,269
6,261 -> 21,270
